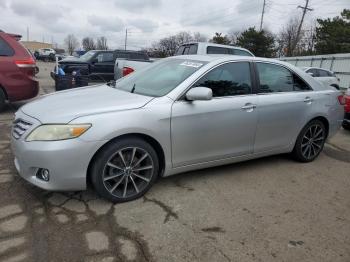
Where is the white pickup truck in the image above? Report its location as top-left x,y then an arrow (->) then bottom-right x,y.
114,42 -> 254,80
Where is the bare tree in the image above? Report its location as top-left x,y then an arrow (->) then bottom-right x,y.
176,31 -> 193,45
82,37 -> 96,51
277,17 -> 301,57
64,34 -> 79,55
193,32 -> 207,42
96,36 -> 108,50
227,30 -> 241,45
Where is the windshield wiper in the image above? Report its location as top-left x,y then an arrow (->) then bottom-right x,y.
131,83 -> 136,93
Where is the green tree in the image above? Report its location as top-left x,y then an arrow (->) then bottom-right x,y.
236,27 -> 276,57
210,32 -> 231,45
315,9 -> 350,54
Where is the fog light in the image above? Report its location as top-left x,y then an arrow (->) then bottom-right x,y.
36,168 -> 50,181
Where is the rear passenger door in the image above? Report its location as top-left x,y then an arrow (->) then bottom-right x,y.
253,62 -> 313,153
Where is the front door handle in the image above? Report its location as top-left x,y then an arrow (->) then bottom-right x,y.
241,103 -> 257,111
303,97 -> 313,104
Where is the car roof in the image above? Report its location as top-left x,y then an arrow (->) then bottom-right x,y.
169,54 -> 282,64
182,42 -> 250,52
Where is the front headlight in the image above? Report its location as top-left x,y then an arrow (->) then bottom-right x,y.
26,124 -> 91,141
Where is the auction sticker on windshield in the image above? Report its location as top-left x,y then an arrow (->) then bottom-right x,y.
180,61 -> 203,68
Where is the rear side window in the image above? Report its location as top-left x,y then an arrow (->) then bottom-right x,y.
130,53 -> 148,60
207,46 -> 229,54
257,63 -> 311,93
257,63 -> 293,93
116,52 -> 130,59
0,36 -> 14,56
232,49 -> 253,57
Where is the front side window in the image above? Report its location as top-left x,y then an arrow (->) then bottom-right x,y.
306,68 -> 319,77
188,44 -> 198,54
117,59 -> 207,97
193,62 -> 252,97
97,52 -> 114,62
257,63 -> 293,93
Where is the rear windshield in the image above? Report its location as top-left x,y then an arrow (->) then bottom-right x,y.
0,36 -> 14,56
175,44 -> 198,56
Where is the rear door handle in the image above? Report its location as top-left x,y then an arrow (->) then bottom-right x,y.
303,97 -> 313,103
241,103 -> 257,111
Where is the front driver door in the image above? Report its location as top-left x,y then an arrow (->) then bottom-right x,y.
91,52 -> 115,81
171,61 -> 258,168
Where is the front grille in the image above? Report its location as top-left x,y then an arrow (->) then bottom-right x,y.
12,119 -> 32,139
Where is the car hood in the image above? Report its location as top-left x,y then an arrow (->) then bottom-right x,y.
20,85 -> 154,123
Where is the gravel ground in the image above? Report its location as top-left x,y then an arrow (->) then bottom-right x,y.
0,62 -> 349,262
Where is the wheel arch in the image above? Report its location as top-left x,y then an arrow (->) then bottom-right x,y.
0,84 -> 8,100
330,83 -> 340,90
86,133 -> 166,187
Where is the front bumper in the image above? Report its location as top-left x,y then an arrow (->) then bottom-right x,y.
11,112 -> 106,191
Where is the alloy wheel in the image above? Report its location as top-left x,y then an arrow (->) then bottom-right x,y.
301,124 -> 325,160
102,147 -> 154,199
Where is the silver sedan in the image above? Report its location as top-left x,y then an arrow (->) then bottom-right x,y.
11,55 -> 344,202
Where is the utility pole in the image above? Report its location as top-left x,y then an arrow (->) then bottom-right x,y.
26,27 -> 29,41
259,0 -> 266,31
124,28 -> 128,50
293,0 -> 313,54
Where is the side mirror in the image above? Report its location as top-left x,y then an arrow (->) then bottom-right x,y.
307,72 -> 314,77
186,87 -> 213,101
91,58 -> 98,64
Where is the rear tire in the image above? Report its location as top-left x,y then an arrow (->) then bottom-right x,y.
343,122 -> 350,131
0,89 -> 6,112
91,137 -> 159,203
292,120 -> 326,162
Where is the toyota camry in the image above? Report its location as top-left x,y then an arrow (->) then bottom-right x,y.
11,55 -> 344,202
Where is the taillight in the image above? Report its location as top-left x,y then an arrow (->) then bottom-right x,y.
337,95 -> 345,105
14,57 -> 36,67
344,95 -> 350,113
14,57 -> 36,77
122,66 -> 134,77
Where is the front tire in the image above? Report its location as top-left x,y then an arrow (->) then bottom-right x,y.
91,137 -> 159,203
292,120 -> 326,162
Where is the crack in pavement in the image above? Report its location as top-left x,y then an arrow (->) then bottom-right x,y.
143,196 -> 179,224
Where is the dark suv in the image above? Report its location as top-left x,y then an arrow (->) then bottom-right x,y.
0,31 -> 39,111
53,50 -> 149,82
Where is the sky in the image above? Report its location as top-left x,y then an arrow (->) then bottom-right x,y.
0,0 -> 348,50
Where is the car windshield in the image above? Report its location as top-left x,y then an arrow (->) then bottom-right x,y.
79,51 -> 96,61
116,58 -> 207,97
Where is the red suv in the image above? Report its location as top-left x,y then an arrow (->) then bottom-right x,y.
0,30 -> 39,111
342,89 -> 350,131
